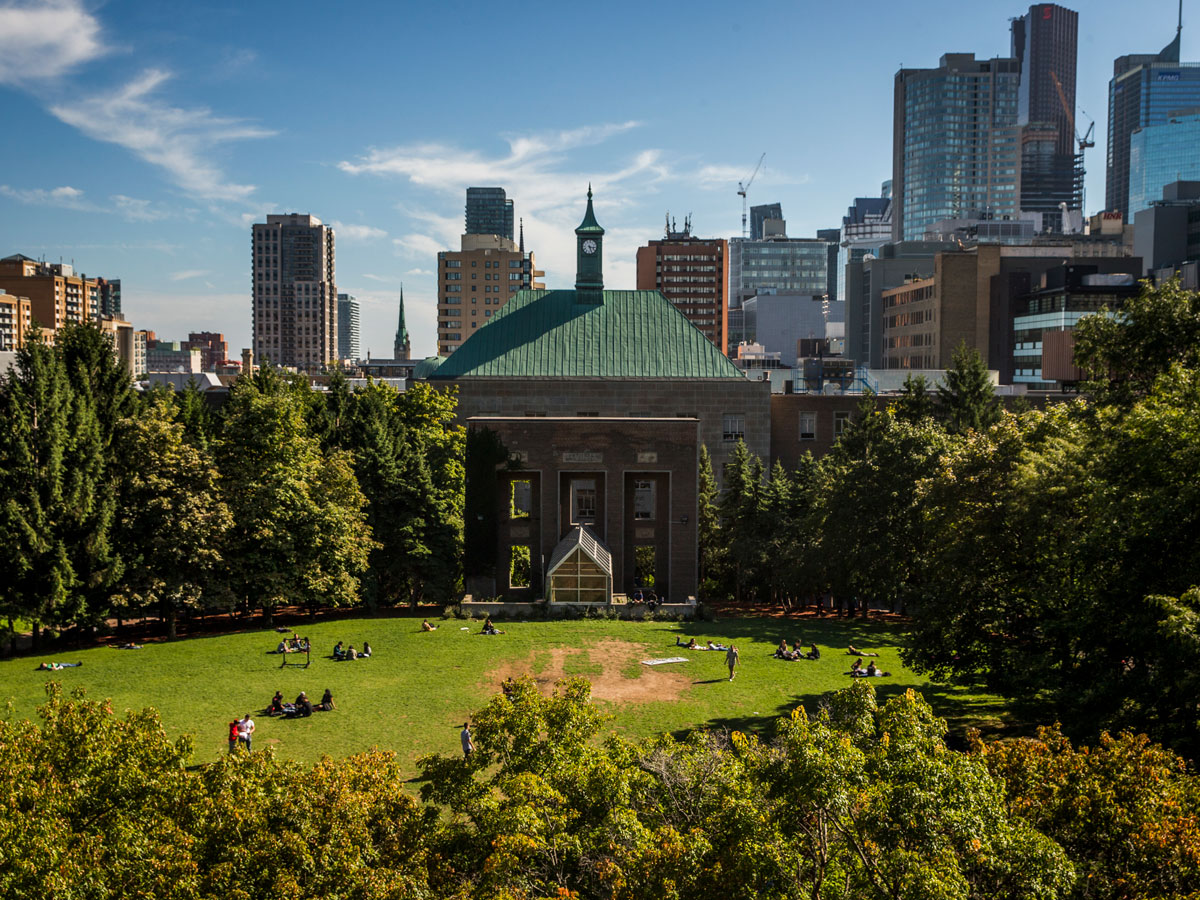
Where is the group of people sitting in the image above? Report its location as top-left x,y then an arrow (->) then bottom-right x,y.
266,689 -> 335,718
332,641 -> 371,660
676,636 -> 730,651
274,634 -> 310,654
775,640 -> 820,661
847,658 -> 891,677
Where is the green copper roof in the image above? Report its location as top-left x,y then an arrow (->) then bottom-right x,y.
412,356 -> 446,379
575,187 -> 605,235
430,289 -> 743,379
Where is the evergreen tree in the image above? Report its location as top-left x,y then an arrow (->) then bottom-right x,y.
719,440 -> 765,602
172,379 -> 216,450
896,372 -> 936,423
937,342 -> 1001,434
0,334 -> 79,646
696,445 -> 722,598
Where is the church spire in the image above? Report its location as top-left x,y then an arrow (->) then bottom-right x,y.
394,284 -> 411,359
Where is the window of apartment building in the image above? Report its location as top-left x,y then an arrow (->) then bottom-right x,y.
633,479 -> 656,520
722,414 -> 745,442
570,479 -> 597,525
509,260 -> 521,267
445,260 -> 461,268
798,412 -> 816,441
833,411 -> 851,437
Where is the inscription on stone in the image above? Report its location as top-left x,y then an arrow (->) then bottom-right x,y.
635,527 -> 654,539
636,451 -> 658,464
562,451 -> 602,463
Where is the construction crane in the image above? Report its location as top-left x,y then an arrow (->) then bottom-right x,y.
738,153 -> 765,238
1051,71 -> 1095,219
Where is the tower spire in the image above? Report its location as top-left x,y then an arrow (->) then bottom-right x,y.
394,284 -> 411,359
519,217 -> 525,254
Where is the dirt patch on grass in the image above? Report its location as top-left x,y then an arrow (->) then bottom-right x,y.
486,639 -> 692,703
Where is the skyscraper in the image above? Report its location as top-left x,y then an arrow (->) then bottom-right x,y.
1107,17 -> 1200,217
749,203 -> 783,241
251,214 -> 337,371
893,54 -> 1022,241
1012,3 -> 1080,232
635,219 -> 729,354
465,187 -> 514,240
337,293 -> 359,360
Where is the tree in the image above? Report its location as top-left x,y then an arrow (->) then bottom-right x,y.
171,379 -> 216,450
0,334 -> 78,646
1074,277 -> 1200,406
112,396 -> 233,639
697,444 -> 723,597
718,440 -> 765,602
218,379 -> 373,619
896,372 -> 936,423
937,342 -> 1001,434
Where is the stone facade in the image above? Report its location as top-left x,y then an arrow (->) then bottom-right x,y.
469,416 -> 699,603
450,376 -> 770,482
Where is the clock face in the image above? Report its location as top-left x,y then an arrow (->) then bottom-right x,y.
582,239 -> 597,256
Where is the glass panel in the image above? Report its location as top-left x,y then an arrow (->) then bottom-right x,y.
633,480 -> 655,520
571,479 -> 597,524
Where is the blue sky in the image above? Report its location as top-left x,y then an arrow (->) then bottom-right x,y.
0,0 -> 1190,358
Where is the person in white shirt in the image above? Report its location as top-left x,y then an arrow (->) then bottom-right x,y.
238,714 -> 255,752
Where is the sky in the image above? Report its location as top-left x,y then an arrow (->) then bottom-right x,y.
0,0 -> 1191,359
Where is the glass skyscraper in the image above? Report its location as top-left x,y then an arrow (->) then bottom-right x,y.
1107,30 -> 1200,217
465,187 -> 514,240
1128,112 -> 1200,216
893,54 -> 1022,241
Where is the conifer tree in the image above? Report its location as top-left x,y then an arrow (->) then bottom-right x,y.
937,342 -> 1001,434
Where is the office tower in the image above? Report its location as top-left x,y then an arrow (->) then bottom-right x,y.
816,228 -> 841,302
0,254 -> 101,331
251,214 -> 337,371
437,225 -> 543,356
749,203 -> 783,241
893,54 -> 1022,241
1128,112 -> 1200,217
465,187 -> 515,240
394,286 -> 411,359
1107,14 -> 1200,216
97,277 -> 121,318
336,293 -> 360,361
1012,3 -> 1080,232
635,218 -> 729,354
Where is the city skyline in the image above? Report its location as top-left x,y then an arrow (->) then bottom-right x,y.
0,0 -> 1192,358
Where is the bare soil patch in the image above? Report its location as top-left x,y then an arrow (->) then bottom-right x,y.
486,639 -> 691,703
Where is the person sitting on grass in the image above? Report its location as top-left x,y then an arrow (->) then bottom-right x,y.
361,641 -> 372,658
345,645 -> 358,661
481,618 -> 503,635
38,661 -> 82,670
422,620 -> 437,632
268,691 -> 284,716
333,641 -> 345,660
847,658 -> 864,676
806,643 -> 821,660
774,639 -> 792,660
288,692 -> 313,717
847,645 -> 879,657
318,689 -> 335,711
865,661 -> 892,677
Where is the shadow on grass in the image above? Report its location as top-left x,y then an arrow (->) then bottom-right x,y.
645,617 -> 913,651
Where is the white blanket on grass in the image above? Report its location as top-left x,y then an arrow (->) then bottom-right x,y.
642,657 -> 689,666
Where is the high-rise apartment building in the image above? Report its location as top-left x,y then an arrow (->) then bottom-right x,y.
1107,21 -> 1200,217
749,203 -> 783,241
251,214 -> 337,371
437,233 -> 543,356
336,293 -> 360,361
0,254 -> 101,331
465,187 -> 515,241
97,277 -> 121,318
1012,3 -> 1080,233
636,225 -> 729,354
893,54 -> 1022,241
0,289 -> 33,351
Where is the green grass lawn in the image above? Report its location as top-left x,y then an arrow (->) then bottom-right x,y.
0,614 -> 1007,768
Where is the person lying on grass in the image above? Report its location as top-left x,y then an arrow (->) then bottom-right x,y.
37,661 -> 82,670
847,645 -> 879,656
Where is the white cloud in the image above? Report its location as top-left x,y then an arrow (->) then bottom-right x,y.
361,273 -> 395,283
404,268 -> 433,276
0,0 -> 106,85
49,68 -> 275,202
0,183 -> 95,210
169,269 -> 209,282
393,234 -> 448,258
111,194 -> 167,221
330,220 -> 387,241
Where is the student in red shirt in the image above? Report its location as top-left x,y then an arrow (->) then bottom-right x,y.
228,720 -> 240,754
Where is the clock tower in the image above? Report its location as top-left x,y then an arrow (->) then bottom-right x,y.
575,185 -> 605,304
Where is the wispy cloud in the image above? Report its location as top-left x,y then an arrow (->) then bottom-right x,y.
404,268 -> 433,276
393,234 -> 448,258
0,0 -> 106,85
1,183 -> 168,221
330,220 -> 387,241
169,269 -> 209,282
49,68 -> 275,202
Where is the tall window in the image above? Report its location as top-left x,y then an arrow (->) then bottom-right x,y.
798,412 -> 816,441
510,479 -> 532,519
722,414 -> 745,441
633,479 -> 656,520
834,411 -> 851,437
570,479 -> 597,525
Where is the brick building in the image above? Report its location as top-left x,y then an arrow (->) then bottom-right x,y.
0,254 -> 101,331
636,225 -> 729,354
432,189 -> 769,602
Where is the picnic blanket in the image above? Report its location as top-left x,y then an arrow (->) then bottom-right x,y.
642,656 -> 689,666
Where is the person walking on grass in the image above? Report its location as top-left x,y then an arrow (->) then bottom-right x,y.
461,722 -> 474,759
238,713 -> 255,752
726,644 -> 739,681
